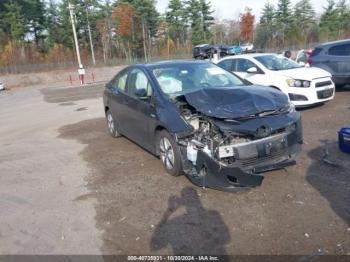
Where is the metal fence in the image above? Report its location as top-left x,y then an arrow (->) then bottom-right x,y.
0,54 -> 192,75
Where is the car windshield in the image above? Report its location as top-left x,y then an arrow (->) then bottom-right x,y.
152,63 -> 245,98
255,55 -> 302,71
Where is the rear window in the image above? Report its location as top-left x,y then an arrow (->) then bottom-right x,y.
328,44 -> 350,56
310,48 -> 323,57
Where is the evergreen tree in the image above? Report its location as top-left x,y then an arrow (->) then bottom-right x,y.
255,2 -> 275,48
166,0 -> 187,45
186,0 -> 213,45
2,2 -> 25,42
335,0 -> 350,36
319,0 -> 340,39
117,0 -> 160,36
275,0 -> 293,45
22,0 -> 46,48
294,0 -> 315,43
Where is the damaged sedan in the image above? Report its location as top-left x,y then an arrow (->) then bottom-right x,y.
103,61 -> 303,191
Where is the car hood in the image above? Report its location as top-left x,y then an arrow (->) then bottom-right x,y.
183,86 -> 289,119
275,67 -> 331,80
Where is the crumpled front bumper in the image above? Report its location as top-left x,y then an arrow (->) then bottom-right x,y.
186,147 -> 299,192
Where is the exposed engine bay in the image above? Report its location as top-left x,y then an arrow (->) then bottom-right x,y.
175,96 -> 299,173
181,105 -> 251,166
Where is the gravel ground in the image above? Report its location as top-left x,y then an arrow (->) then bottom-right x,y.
0,83 -> 349,255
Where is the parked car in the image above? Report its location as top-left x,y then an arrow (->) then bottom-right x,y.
228,45 -> 242,55
216,53 -> 335,107
296,49 -> 313,65
0,80 -> 4,91
193,44 -> 212,59
212,44 -> 229,57
307,39 -> 350,88
240,43 -> 254,53
103,60 -> 303,191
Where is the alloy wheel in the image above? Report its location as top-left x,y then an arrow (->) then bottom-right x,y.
159,137 -> 175,170
107,113 -> 115,135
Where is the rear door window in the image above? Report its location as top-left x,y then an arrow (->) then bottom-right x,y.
310,48 -> 323,57
109,70 -> 128,92
328,44 -> 350,56
217,59 -> 233,71
234,59 -> 257,72
127,69 -> 153,98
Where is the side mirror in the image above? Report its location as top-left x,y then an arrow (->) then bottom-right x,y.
247,67 -> 258,74
134,88 -> 148,99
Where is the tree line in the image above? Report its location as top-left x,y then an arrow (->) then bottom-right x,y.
0,0 -> 349,71
255,0 -> 350,49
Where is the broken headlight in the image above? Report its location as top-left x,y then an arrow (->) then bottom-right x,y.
281,101 -> 296,113
286,79 -> 311,88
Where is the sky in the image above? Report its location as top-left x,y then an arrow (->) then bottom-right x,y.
156,0 -> 330,20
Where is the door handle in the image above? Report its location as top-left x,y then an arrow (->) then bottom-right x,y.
150,113 -> 156,118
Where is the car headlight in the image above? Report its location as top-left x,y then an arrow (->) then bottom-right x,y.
286,79 -> 311,87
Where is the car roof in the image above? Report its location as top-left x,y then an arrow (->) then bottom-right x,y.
194,44 -> 210,48
135,59 -> 210,68
316,38 -> 350,48
218,53 -> 275,61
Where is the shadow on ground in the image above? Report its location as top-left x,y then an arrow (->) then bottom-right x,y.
58,117 -> 230,254
306,140 -> 350,225
150,187 -> 230,255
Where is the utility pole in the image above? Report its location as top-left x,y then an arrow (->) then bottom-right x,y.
86,6 -> 96,65
68,3 -> 83,68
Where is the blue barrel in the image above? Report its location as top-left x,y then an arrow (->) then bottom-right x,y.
339,127 -> 350,154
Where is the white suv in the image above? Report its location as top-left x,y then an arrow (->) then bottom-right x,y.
216,53 -> 335,107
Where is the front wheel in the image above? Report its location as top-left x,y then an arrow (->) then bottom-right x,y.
158,130 -> 183,177
106,110 -> 121,138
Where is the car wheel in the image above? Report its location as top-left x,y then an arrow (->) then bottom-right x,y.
106,110 -> 120,138
158,130 -> 183,177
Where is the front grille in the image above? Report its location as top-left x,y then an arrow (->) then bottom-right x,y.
315,81 -> 332,88
317,88 -> 334,99
239,148 -> 288,167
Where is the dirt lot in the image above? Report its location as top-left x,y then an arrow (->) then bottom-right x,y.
0,81 -> 349,255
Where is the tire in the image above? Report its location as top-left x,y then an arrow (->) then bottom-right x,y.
106,110 -> 121,138
157,130 -> 183,177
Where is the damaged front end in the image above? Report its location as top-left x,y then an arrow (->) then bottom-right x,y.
174,96 -> 303,192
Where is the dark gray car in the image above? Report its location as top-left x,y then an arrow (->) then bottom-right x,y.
308,39 -> 350,87
103,60 -> 303,192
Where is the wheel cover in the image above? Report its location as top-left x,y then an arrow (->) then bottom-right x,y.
107,113 -> 115,134
160,137 -> 175,170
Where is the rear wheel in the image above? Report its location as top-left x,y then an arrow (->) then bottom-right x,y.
106,110 -> 120,138
158,130 -> 183,177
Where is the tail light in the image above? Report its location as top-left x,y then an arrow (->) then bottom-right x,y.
307,59 -> 313,66
306,49 -> 314,56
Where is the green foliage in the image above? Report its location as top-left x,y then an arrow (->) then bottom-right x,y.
319,0 -> 350,39
166,0 -> 187,44
117,0 -> 160,36
186,0 -> 214,45
2,1 -> 25,42
0,0 -> 350,67
275,0 -> 293,44
293,0 -> 316,43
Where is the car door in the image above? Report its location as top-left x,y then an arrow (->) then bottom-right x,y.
106,69 -> 130,134
327,43 -> 350,76
123,68 -> 157,152
232,58 -> 266,85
